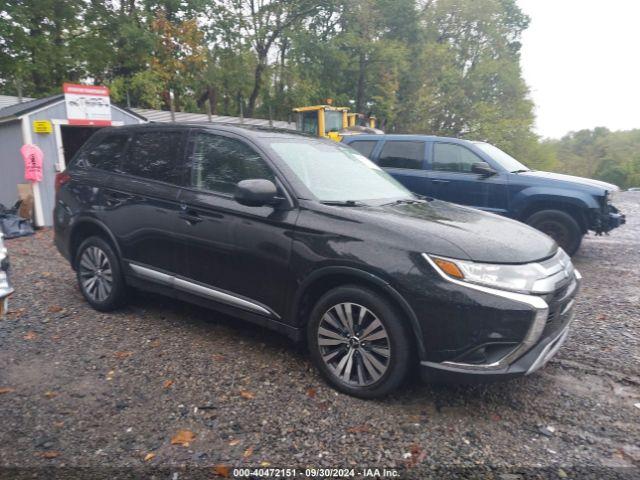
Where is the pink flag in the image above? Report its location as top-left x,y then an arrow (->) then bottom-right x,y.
20,144 -> 44,182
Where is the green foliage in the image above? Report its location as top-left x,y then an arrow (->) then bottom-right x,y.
1,0 -> 635,187
545,128 -> 640,189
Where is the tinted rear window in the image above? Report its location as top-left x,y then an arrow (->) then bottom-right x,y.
378,141 -> 424,169
76,134 -> 128,171
348,140 -> 377,158
122,131 -> 183,182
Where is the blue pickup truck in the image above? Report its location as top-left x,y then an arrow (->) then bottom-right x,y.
342,135 -> 625,255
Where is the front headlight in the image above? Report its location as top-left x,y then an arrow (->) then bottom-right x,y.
423,249 -> 572,295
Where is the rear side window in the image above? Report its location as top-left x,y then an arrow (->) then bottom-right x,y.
433,143 -> 482,173
189,133 -> 274,195
121,131 -> 183,182
76,134 -> 128,171
378,141 -> 424,169
348,140 -> 377,158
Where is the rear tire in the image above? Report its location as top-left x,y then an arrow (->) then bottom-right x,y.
75,236 -> 128,311
307,285 -> 412,398
526,209 -> 583,256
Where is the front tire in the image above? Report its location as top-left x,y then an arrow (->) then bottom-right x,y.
307,285 -> 412,398
75,236 -> 128,311
526,209 -> 583,256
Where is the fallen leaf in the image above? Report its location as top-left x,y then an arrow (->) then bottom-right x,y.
163,379 -> 174,389
0,387 -> 15,395
150,340 -> 161,348
47,305 -> 63,313
347,424 -> 370,434
23,331 -> 37,340
52,335 -> 60,341
53,421 -> 65,428
144,452 -> 156,462
213,464 -> 231,478
114,351 -> 132,359
212,354 -> 225,362
260,461 -> 271,467
243,446 -> 254,458
44,391 -> 58,399
41,272 -> 52,277
41,451 -> 60,459
239,390 -> 255,400
171,430 -> 196,447
228,439 -> 240,446
306,388 -> 317,398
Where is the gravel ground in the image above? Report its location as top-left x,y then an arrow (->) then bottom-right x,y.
1,193 -> 639,479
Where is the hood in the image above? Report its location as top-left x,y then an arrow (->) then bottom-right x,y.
518,171 -> 619,193
356,200 -> 557,264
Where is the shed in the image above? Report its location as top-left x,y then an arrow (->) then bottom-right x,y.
0,94 -> 145,227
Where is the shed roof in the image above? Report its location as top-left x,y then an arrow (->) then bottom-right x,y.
130,107 -> 295,130
0,94 -> 64,119
0,95 -> 35,110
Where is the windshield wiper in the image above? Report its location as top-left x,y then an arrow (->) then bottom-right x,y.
511,169 -> 531,174
320,200 -> 365,207
382,198 -> 427,206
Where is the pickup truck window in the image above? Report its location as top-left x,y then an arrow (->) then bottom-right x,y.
378,141 -> 424,169
348,140 -> 377,158
433,143 -> 482,173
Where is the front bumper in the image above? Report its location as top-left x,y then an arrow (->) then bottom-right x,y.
591,203 -> 625,234
420,315 -> 573,383
414,254 -> 580,383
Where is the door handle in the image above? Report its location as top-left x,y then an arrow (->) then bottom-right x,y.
179,210 -> 203,225
430,179 -> 450,184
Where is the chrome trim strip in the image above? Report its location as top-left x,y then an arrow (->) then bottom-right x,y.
130,263 -> 172,286
128,263 -> 275,318
422,253 -> 549,370
172,277 -> 272,316
525,325 -> 570,375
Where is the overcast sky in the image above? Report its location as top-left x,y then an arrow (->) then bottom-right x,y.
518,0 -> 640,139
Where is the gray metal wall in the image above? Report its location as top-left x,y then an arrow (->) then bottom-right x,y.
0,120 -> 26,209
24,101 -> 143,226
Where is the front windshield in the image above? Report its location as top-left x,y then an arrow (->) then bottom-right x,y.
267,139 -> 413,203
474,142 -> 530,172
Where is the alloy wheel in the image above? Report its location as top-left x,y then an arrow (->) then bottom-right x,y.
317,302 -> 391,386
78,246 -> 113,302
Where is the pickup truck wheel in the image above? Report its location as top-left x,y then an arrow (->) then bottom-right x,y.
307,285 -> 411,398
526,209 -> 583,255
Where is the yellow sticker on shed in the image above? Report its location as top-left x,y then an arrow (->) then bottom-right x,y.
33,120 -> 52,134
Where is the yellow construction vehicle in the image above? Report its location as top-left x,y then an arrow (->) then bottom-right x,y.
292,102 -> 383,141
292,104 -> 349,141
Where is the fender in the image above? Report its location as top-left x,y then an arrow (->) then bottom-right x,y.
291,265 -> 427,359
510,187 -> 598,218
69,215 -> 122,265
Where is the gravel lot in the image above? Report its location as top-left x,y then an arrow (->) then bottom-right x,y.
1,193 -> 639,479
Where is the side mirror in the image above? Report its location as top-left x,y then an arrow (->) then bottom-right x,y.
234,179 -> 278,207
471,161 -> 496,176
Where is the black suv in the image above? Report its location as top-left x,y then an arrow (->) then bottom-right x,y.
54,124 -> 580,398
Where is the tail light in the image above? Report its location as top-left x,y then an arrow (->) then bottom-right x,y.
55,171 -> 71,193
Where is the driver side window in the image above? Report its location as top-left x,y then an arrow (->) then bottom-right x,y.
189,133 -> 274,194
433,143 -> 482,173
